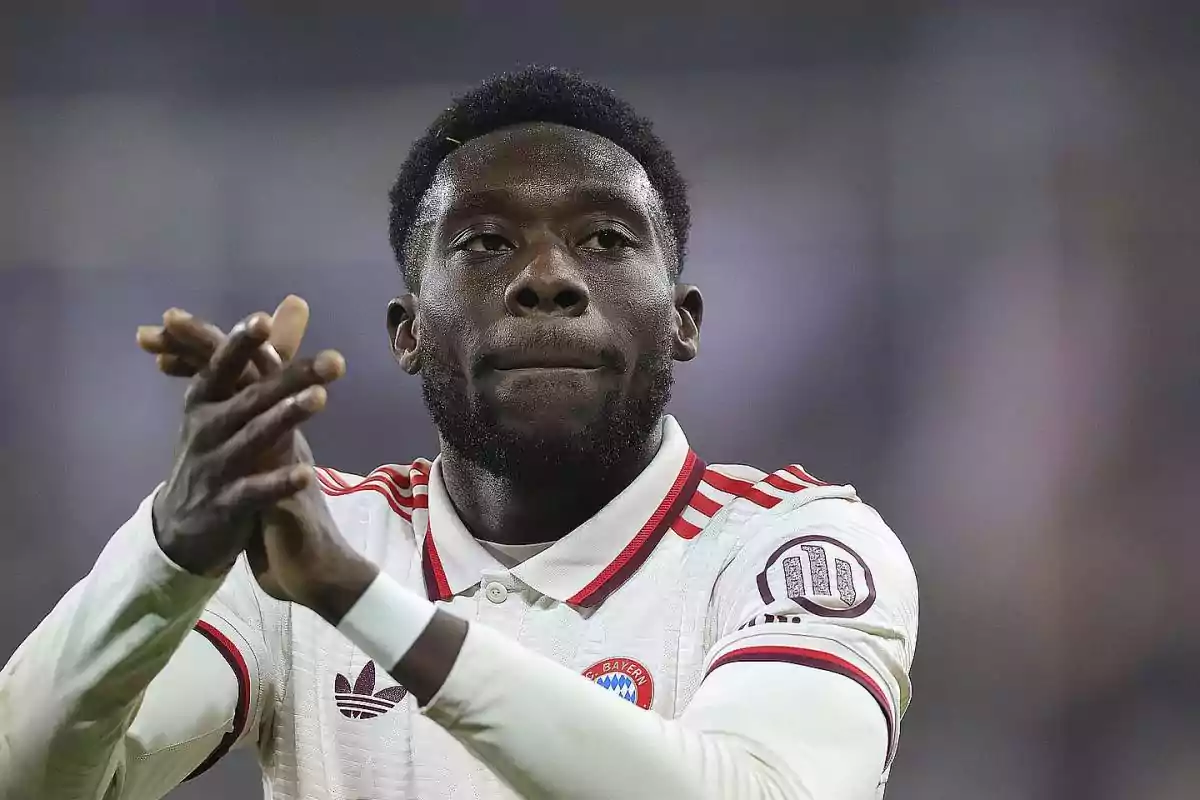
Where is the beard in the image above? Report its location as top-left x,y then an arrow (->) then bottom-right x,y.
419,334 -> 674,482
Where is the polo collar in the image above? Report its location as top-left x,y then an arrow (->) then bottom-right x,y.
420,415 -> 706,608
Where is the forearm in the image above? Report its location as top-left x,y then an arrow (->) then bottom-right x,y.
332,573 -> 886,800
0,493 -> 224,799
422,623 -> 803,799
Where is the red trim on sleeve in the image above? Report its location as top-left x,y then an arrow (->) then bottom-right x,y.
707,645 -> 898,767
183,621 -> 253,782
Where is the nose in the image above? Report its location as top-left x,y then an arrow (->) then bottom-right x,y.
503,245 -> 590,318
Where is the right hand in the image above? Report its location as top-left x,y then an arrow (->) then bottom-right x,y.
137,294 -> 310,387
151,311 -> 346,577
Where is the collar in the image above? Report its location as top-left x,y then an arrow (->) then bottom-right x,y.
420,415 -> 706,608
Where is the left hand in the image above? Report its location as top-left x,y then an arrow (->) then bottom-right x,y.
140,300 -> 378,622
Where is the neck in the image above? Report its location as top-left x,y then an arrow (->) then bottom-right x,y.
438,424 -> 664,546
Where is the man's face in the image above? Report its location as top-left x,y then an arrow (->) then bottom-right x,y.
391,122 -> 700,476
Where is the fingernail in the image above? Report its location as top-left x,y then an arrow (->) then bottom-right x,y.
247,313 -> 272,336
295,385 -> 327,411
313,350 -> 346,380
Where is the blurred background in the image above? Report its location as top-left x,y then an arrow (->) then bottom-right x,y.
2,2 -> 1197,798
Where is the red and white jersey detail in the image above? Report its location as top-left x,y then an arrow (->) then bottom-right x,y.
230,415 -> 915,798
313,460 -> 432,521
2,415 -> 915,799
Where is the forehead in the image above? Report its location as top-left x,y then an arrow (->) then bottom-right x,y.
420,123 -> 659,222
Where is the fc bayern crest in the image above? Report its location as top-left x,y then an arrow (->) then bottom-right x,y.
583,657 -> 655,710
756,534 -> 876,618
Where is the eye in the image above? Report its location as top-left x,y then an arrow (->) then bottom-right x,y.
459,233 -> 514,253
579,228 -> 632,252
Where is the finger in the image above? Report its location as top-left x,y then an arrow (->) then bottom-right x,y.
269,295 -> 310,362
248,342 -> 283,381
212,385 -> 327,472
137,325 -> 168,354
198,350 -> 346,445
163,309 -> 226,360
165,309 -> 281,380
157,353 -> 199,378
212,464 -> 312,514
189,313 -> 273,404
160,308 -> 283,383
152,320 -> 273,386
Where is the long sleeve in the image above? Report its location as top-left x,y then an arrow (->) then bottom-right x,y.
0,492 -> 280,800
340,496 -> 916,800
421,620 -> 886,799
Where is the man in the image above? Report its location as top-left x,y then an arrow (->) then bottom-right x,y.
0,67 -> 917,799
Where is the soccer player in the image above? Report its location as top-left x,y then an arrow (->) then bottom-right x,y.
0,67 -> 918,799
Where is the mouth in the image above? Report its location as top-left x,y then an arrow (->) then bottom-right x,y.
483,348 -> 610,373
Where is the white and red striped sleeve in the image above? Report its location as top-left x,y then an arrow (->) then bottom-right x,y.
704,493 -> 919,776
0,489 -> 282,800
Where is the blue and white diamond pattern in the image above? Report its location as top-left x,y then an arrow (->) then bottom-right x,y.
594,672 -> 639,704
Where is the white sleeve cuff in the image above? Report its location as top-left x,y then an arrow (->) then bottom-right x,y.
336,572 -> 436,671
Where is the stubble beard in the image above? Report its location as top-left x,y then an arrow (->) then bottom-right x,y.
419,335 -> 674,484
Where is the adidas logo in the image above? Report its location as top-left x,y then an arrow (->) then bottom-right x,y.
334,660 -> 408,719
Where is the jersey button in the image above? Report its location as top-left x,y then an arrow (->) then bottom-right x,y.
484,582 -> 508,604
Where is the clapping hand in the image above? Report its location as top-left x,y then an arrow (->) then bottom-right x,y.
139,297 -> 377,622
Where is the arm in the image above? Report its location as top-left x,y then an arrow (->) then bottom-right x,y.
317,496 -> 917,799
0,493 -> 275,800
1,310 -> 338,800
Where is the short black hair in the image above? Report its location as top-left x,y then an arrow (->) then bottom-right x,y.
388,66 -> 690,289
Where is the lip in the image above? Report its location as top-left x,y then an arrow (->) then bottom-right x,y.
483,348 -> 608,372
495,365 -> 602,373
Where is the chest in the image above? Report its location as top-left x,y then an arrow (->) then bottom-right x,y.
261,537 -> 722,799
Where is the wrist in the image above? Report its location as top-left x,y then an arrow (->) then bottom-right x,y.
304,551 -> 380,625
335,572 -> 457,704
152,489 -> 237,578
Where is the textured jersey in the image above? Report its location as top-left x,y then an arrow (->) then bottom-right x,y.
0,415 -> 917,799
188,416 -> 917,798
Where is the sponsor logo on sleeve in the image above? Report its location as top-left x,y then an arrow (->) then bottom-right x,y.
756,535 -> 876,618
583,657 -> 655,710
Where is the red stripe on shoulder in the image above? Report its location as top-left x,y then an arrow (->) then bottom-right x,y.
785,464 -> 831,486
670,515 -> 703,539
700,469 -> 782,509
763,472 -> 804,493
185,621 -> 252,781
315,465 -> 431,520
688,487 -> 723,517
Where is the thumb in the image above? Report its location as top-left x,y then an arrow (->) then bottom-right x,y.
270,295 -> 310,362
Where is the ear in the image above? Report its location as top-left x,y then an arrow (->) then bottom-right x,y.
386,295 -> 421,374
672,284 -> 703,362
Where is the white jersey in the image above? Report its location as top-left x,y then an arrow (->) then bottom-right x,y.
0,416 -> 918,800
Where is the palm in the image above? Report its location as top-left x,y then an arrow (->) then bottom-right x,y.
248,429 -> 328,604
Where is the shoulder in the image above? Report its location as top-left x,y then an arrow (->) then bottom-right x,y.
702,461 -> 916,608
312,459 -> 433,527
